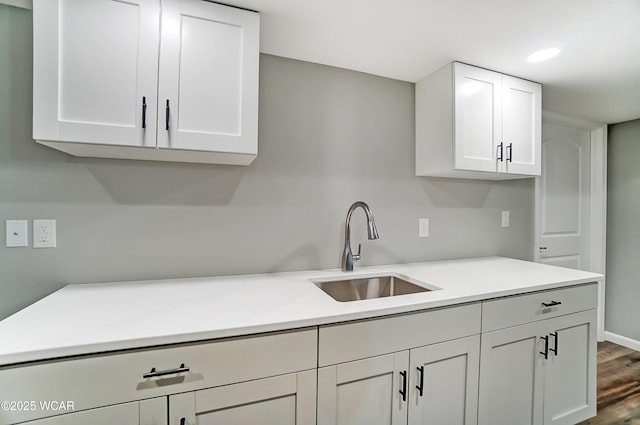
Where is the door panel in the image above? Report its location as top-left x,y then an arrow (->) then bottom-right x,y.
171,370 -> 316,425
157,0 -> 259,153
23,398 -> 167,425
454,63 -> 502,173
317,351 -> 409,425
536,121 -> 591,270
502,75 -> 541,175
544,310 -> 597,425
408,335 -> 480,425
478,321 -> 545,425
37,0 -> 160,147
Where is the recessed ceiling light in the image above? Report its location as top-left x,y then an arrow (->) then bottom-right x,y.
527,48 -> 560,63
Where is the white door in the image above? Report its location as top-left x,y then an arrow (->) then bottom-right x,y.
454,63 -> 502,173
170,370 -> 316,425
535,120 -> 591,269
408,335 -> 480,425
317,351 -> 409,425
157,0 -> 259,154
32,0 -> 159,147
502,75 -> 541,176
478,321 -> 546,425
543,310 -> 597,425
23,398 -> 166,425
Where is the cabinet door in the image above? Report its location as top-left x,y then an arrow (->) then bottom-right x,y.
157,0 -> 259,154
408,335 -> 480,425
169,370 -> 316,425
543,310 -> 597,425
317,351 -> 409,425
478,320 -> 546,425
502,75 -> 541,176
20,398 -> 166,425
453,62 -> 502,173
33,0 -> 159,147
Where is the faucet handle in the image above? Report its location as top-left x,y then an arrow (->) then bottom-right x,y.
353,243 -> 362,262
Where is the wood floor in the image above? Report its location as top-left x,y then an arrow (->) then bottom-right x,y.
578,341 -> 640,425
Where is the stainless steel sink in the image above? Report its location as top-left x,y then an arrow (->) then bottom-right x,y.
312,273 -> 432,302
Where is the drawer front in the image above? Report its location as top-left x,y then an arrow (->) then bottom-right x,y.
0,328 -> 317,424
318,303 -> 481,367
482,283 -> 598,332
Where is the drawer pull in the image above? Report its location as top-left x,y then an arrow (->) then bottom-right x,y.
550,331 -> 559,356
143,363 -> 190,378
180,418 -> 186,425
399,370 -> 407,401
540,335 -> 549,360
416,366 -> 425,397
542,300 -> 562,308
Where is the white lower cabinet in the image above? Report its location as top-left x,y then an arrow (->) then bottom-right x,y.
317,335 -> 480,425
316,303 -> 482,425
170,370 -> 317,425
20,398 -> 167,425
478,284 -> 598,425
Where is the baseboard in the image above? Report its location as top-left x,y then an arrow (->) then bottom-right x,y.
604,331 -> 640,352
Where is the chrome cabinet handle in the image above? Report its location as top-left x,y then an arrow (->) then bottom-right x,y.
399,370 -> 407,402
542,301 -> 562,308
143,363 -> 189,378
416,366 -> 425,397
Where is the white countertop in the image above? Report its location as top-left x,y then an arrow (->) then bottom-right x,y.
0,257 -> 602,366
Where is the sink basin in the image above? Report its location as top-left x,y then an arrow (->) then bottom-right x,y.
312,273 -> 432,302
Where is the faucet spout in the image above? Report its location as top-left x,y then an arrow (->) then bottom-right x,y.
342,201 -> 380,272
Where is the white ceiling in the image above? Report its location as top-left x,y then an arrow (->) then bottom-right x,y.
226,0 -> 640,125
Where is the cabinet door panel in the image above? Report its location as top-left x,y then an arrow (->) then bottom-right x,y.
21,398 -> 167,425
170,370 -> 316,425
454,63 -> 502,173
408,335 -> 480,425
544,310 -> 597,425
318,352 -> 409,425
502,75 -> 541,175
33,0 -> 159,147
157,0 -> 259,154
478,321 -> 545,425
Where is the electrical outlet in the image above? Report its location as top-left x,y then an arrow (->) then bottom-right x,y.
33,219 -> 56,248
501,211 -> 510,228
6,220 -> 28,247
419,218 -> 429,237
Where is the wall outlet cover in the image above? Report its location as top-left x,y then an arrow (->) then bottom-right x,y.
501,211 -> 510,228
419,218 -> 429,238
33,219 -> 56,248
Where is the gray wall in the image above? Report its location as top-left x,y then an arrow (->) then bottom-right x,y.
0,5 -> 534,320
606,118 -> 640,340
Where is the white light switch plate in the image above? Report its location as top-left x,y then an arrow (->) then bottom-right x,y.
419,218 -> 429,237
33,219 -> 56,248
501,211 -> 510,228
6,220 -> 28,247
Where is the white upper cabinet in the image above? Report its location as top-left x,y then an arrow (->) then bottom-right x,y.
416,62 -> 541,179
32,0 -> 259,165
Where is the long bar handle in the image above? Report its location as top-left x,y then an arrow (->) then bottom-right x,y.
540,335 -> 549,360
143,363 -> 189,378
497,142 -> 504,162
416,366 -> 424,397
142,96 -> 147,129
399,370 -> 407,402
550,331 -> 559,356
506,142 -> 513,162
165,99 -> 170,131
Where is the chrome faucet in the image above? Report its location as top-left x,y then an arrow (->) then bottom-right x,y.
341,201 -> 380,272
